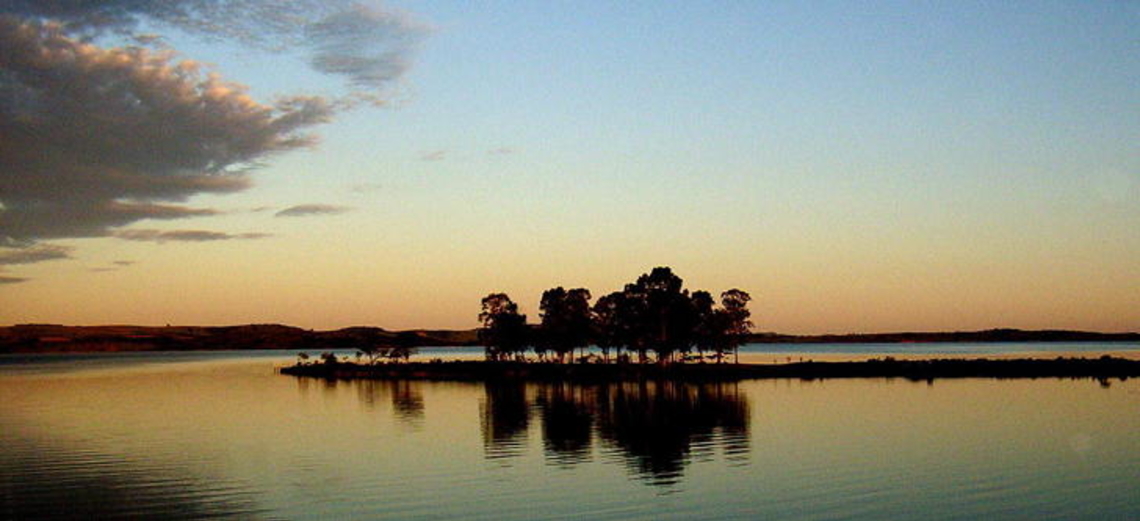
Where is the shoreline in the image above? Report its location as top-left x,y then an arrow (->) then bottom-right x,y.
3,324 -> 1137,354
279,357 -> 1140,382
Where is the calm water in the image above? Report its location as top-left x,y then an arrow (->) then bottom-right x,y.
1,345 -> 1138,520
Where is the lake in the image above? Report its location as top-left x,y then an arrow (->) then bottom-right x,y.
2,344 -> 1138,520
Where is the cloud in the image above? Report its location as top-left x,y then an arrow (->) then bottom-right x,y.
305,4 -> 427,94
0,17 -> 333,244
0,1 -> 427,251
0,1 -> 428,94
419,150 -> 447,161
274,204 -> 351,218
0,275 -> 28,284
0,244 -> 73,265
114,229 -> 271,242
89,259 -> 136,272
487,147 -> 516,156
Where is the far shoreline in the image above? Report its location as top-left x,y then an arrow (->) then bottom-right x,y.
2,324 -> 1138,354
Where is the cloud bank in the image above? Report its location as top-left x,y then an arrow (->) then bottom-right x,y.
0,17 -> 331,244
0,1 -> 425,264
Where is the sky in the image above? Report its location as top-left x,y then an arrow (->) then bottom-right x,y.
1,1 -> 1137,334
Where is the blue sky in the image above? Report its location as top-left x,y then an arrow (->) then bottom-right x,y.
1,1 -> 1137,332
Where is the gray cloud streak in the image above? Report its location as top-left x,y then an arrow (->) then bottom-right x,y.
114,229 -> 271,242
0,244 -> 73,265
419,150 -> 447,161
275,204 -> 351,218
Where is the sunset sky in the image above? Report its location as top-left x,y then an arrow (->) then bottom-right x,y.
1,1 -> 1137,333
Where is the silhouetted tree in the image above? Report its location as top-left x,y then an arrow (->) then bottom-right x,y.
634,267 -> 697,363
714,289 -> 753,364
349,328 -> 387,364
539,286 -> 593,363
388,331 -> 423,362
479,293 -> 530,361
609,284 -> 651,363
689,290 -> 716,361
592,292 -> 625,362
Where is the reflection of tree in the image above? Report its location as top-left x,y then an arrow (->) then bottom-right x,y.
350,379 -> 425,422
388,380 -> 424,421
596,382 -> 750,485
480,380 -> 750,485
536,383 -> 594,465
480,379 -> 531,459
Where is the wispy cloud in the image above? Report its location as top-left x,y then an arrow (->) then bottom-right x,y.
0,244 -> 73,265
419,150 -> 447,162
487,147 -> 516,156
0,275 -> 28,284
275,204 -> 352,218
89,259 -> 138,272
114,230 -> 271,242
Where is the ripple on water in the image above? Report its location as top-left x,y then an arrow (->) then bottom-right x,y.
0,431 -> 266,520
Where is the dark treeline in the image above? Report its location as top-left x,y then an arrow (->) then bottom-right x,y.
479,267 -> 752,364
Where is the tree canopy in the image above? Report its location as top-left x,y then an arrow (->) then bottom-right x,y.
479,267 -> 752,364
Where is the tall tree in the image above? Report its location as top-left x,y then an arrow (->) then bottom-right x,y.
634,267 -> 696,363
539,287 -> 593,362
592,291 -> 624,362
719,289 -> 753,364
479,293 -> 529,361
689,290 -> 716,361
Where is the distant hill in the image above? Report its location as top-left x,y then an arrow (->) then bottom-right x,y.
0,324 -> 480,353
0,325 -> 1135,353
746,329 -> 1140,344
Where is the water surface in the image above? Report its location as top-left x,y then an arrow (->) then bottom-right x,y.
1,348 -> 1137,519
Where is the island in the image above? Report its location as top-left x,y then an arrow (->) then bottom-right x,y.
278,356 -> 1140,383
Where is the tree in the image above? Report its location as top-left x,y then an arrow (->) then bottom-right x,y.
689,290 -> 716,361
357,329 -> 391,364
718,289 -> 753,364
634,267 -> 696,363
539,287 -> 593,363
479,293 -> 530,361
592,292 -> 624,362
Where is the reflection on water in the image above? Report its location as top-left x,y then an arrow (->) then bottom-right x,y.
1,434 -> 264,520
342,378 -> 426,422
313,376 -> 751,485
2,352 -> 1140,520
323,377 -> 753,485
479,380 -> 749,485
481,380 -> 531,460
